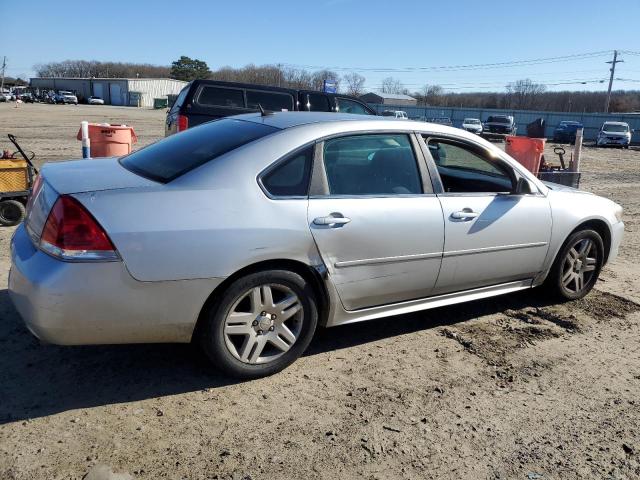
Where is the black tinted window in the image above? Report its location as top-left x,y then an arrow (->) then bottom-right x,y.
336,98 -> 371,115
121,119 -> 279,183
323,134 -> 422,195
307,93 -> 331,112
246,91 -> 294,111
197,86 -> 244,108
169,85 -> 189,114
261,147 -> 313,197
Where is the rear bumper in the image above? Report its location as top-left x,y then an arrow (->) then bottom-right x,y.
8,224 -> 224,345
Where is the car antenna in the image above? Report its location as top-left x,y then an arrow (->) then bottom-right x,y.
257,103 -> 272,117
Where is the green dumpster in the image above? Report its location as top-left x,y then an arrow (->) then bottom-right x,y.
153,97 -> 168,109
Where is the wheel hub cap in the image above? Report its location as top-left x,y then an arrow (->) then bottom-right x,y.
257,314 -> 273,332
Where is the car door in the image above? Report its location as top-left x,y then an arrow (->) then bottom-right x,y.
420,135 -> 552,295
307,132 -> 445,311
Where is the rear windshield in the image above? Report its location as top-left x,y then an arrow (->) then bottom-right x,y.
120,119 -> 279,183
487,116 -> 510,123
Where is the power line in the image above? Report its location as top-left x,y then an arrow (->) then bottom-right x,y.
282,51 -> 613,73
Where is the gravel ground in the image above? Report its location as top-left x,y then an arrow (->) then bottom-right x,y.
1,103 -> 639,480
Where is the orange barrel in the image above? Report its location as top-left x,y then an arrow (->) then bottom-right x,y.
76,124 -> 138,158
504,135 -> 546,174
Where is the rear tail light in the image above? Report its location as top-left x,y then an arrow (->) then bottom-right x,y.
177,114 -> 188,132
40,195 -> 118,261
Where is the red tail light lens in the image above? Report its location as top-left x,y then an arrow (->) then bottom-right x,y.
40,195 -> 118,261
177,114 -> 188,132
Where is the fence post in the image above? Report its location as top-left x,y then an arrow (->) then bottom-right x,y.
571,128 -> 583,172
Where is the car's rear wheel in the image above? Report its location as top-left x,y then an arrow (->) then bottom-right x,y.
545,229 -> 604,300
0,200 -> 26,226
200,270 -> 318,379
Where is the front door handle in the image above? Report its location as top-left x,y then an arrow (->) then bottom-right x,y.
451,210 -> 479,220
313,215 -> 351,226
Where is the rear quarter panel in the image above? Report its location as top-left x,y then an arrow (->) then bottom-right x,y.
74,133 -> 325,282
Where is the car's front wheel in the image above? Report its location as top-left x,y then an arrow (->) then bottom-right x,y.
200,270 -> 318,379
545,229 -> 604,300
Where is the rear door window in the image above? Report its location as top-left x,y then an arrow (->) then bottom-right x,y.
120,119 -> 279,183
246,90 -> 294,111
197,86 -> 245,108
323,134 -> 422,195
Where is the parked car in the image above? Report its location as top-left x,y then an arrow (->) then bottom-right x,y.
596,121 -> 632,148
553,121 -> 583,143
58,91 -> 78,104
165,80 -> 376,136
428,117 -> 453,127
18,93 -> 35,103
10,112 -> 623,378
461,118 -> 482,134
381,110 -> 408,119
482,115 -> 517,139
0,92 -> 11,102
88,96 -> 105,105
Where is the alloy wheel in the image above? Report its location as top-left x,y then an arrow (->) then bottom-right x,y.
561,238 -> 598,294
223,283 -> 304,364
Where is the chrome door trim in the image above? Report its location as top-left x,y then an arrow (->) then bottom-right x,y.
324,279 -> 533,327
334,251 -> 442,269
443,241 -> 548,258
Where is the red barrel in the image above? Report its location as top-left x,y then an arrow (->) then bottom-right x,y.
505,136 -> 546,174
76,124 -> 138,158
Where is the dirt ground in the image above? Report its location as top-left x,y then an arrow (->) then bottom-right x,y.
0,103 -> 639,480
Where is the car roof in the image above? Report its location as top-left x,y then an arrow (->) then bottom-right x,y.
603,121 -> 628,125
232,111 -> 480,138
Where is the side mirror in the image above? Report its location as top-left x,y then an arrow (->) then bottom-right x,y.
514,177 -> 532,195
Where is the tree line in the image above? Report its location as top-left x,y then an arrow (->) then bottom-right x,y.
34,58 -> 640,113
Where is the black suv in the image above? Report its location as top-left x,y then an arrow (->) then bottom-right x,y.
165,80 -> 376,136
481,115 -> 517,139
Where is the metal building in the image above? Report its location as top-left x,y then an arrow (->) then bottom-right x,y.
30,77 -> 187,107
359,92 -> 417,107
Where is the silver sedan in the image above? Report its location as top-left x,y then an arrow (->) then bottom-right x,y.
9,113 -> 624,378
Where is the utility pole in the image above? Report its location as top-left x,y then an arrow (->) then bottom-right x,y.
0,56 -> 6,93
605,50 -> 623,113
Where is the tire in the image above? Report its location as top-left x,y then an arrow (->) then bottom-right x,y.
0,200 -> 26,226
545,229 -> 604,300
200,269 -> 318,379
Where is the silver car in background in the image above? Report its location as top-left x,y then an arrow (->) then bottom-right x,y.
9,113 -> 624,378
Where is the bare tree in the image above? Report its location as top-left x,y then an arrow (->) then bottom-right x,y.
311,69 -> 340,92
505,79 -> 546,109
380,76 -> 404,94
35,60 -> 170,78
343,72 -> 366,96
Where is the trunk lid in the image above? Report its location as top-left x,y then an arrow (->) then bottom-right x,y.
25,157 -> 157,242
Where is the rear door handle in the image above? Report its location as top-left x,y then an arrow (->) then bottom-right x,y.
451,210 -> 479,220
313,215 -> 351,226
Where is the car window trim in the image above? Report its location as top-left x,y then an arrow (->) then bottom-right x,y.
309,131 -> 434,199
418,133 -> 523,196
257,141 -> 316,200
